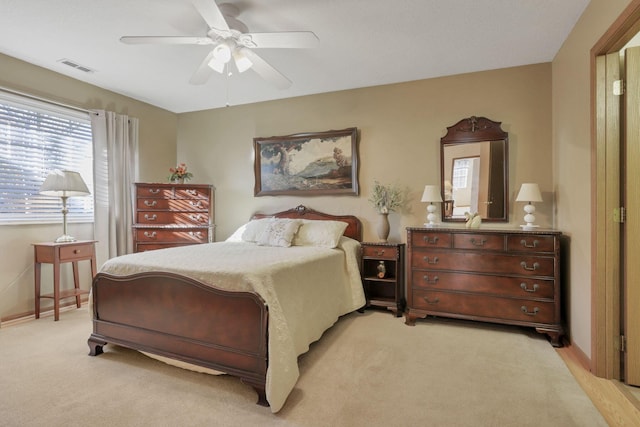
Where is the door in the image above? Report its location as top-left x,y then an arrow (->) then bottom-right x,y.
624,45 -> 640,386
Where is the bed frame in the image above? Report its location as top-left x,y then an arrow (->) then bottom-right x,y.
87,205 -> 362,406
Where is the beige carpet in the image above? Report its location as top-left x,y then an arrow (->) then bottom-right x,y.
0,308 -> 606,427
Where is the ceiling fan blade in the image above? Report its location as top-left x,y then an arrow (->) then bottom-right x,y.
241,31 -> 319,49
189,51 -> 216,85
242,49 -> 292,90
120,36 -> 212,45
192,0 -> 230,33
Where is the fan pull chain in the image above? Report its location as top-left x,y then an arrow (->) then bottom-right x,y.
225,63 -> 231,107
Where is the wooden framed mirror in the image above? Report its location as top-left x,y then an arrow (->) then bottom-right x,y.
440,116 -> 508,222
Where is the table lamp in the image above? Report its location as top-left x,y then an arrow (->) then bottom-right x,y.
421,185 -> 443,227
515,183 -> 543,230
39,170 -> 90,242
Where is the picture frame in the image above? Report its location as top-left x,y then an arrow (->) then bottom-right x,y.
254,127 -> 359,196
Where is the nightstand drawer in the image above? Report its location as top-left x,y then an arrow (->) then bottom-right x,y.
59,243 -> 94,261
362,245 -> 398,260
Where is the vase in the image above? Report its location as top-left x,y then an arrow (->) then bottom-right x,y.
172,178 -> 184,184
376,213 -> 390,242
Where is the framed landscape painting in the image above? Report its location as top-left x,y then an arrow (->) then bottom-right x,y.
254,127 -> 359,196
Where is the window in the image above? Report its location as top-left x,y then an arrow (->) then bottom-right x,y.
0,92 -> 93,224
451,158 -> 471,189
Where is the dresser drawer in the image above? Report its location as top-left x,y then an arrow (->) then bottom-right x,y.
409,232 -> 451,248
507,234 -> 556,253
175,187 -> 210,199
136,198 -> 209,211
411,290 -> 555,324
136,185 -> 174,198
453,233 -> 505,251
410,270 -> 555,299
411,250 -> 555,277
135,242 -> 200,252
362,245 -> 398,260
137,211 -> 210,225
135,228 -> 209,243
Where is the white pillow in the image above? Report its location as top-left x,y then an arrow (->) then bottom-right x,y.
226,223 -> 247,242
293,219 -> 348,248
257,219 -> 302,247
240,218 -> 274,242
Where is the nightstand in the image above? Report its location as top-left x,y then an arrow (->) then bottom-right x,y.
33,240 -> 97,321
361,242 -> 405,317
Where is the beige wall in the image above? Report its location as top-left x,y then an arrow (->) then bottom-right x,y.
552,0 -> 632,358
178,63 -> 552,245
0,54 -> 178,320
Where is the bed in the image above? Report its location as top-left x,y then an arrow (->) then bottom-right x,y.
87,205 -> 364,412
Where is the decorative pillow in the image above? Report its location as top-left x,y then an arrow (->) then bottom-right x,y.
240,218 -> 274,242
293,219 -> 348,248
256,219 -> 302,247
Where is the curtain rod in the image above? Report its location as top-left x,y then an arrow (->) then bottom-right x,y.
0,86 -> 98,115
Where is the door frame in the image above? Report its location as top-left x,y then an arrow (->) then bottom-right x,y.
591,0 -> 640,378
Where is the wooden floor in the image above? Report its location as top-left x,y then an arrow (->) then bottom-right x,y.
557,346 -> 640,426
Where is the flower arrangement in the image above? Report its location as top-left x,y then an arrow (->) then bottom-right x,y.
168,163 -> 193,183
368,181 -> 403,214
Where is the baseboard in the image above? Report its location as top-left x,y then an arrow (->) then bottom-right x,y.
1,297 -> 89,327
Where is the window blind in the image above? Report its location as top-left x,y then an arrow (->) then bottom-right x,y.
0,92 -> 94,224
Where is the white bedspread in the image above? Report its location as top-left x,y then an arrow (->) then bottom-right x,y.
97,237 -> 365,412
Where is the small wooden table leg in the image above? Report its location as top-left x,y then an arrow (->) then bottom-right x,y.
34,260 -> 41,319
53,258 -> 60,321
72,261 -> 82,308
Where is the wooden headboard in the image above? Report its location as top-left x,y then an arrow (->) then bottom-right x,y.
252,205 -> 363,242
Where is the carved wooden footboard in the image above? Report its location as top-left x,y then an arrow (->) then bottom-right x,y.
88,271 -> 269,405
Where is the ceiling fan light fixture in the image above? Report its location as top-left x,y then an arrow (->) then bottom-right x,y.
233,48 -> 252,73
212,43 -> 232,63
207,56 -> 226,73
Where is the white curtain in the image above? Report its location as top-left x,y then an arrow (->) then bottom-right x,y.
91,111 -> 139,266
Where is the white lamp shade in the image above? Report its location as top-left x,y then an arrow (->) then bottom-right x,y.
39,170 -> 90,197
421,185 -> 443,203
515,183 -> 542,203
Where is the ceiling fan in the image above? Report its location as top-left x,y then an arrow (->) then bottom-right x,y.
120,0 -> 319,89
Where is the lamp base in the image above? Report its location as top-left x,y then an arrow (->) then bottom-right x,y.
55,234 -> 77,243
423,222 -> 439,228
520,224 -> 539,231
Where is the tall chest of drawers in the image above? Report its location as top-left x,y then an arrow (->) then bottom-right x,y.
405,228 -> 564,346
133,183 -> 215,252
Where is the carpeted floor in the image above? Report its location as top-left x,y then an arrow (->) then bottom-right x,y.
0,308 -> 606,426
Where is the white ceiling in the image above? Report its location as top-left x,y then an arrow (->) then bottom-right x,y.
0,0 -> 590,114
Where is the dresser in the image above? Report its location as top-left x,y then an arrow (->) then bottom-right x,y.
405,227 -> 564,346
133,183 -> 215,252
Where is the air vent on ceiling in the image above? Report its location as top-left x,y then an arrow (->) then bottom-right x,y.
57,58 -> 95,73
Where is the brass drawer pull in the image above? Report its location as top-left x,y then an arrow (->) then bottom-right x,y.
73,249 -> 81,254
189,214 -> 205,222
189,200 -> 203,208
521,306 -> 540,316
423,256 -> 439,264
520,283 -> 539,293
189,231 -> 202,237
422,275 -> 439,284
520,261 -> 539,271
149,188 -> 160,194
144,200 -> 157,207
520,239 -> 539,248
186,189 -> 198,196
144,214 -> 157,221
423,297 -> 440,305
374,249 -> 385,256
423,236 -> 439,244
470,238 -> 486,247
143,231 -> 157,238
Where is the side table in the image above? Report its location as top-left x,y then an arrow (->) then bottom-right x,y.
33,240 -> 97,321
361,242 -> 406,317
